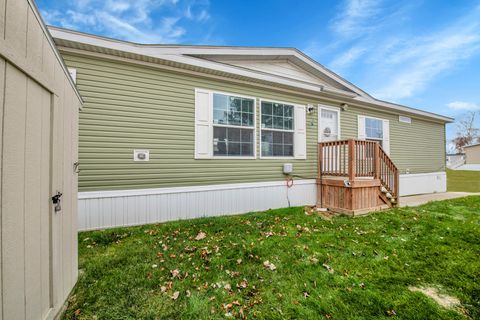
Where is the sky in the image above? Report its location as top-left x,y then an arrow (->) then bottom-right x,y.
37,0 -> 480,150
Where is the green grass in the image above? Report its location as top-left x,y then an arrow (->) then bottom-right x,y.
64,197 -> 480,320
447,169 -> 480,192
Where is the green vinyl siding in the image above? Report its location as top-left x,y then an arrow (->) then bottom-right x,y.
61,52 -> 446,192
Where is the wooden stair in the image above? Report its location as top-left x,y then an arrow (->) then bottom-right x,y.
317,139 -> 399,215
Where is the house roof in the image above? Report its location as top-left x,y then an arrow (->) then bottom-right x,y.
464,143 -> 480,149
48,26 -> 453,123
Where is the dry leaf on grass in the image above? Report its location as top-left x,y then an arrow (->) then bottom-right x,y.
263,260 -> 277,271
322,263 -> 334,274
171,291 -> 180,300
171,269 -> 180,278
195,232 -> 207,241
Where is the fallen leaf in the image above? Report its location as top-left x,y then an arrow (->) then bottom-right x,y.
263,260 -> 277,271
74,309 -> 81,316
195,232 -> 207,241
303,292 -> 310,298
322,263 -> 334,274
236,259 -> 242,265
385,309 -> 397,316
239,307 -> 246,319
186,290 -> 191,297
171,269 -> 180,278
152,264 -> 158,268
224,283 -> 232,290
160,286 -> 167,293
237,279 -> 248,289
171,291 -> 180,300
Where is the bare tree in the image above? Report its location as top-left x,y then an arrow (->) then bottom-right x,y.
452,111 -> 479,152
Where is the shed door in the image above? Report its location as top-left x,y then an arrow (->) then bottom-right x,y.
1,63 -> 54,319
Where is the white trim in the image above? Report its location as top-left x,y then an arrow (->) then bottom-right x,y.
318,105 -> 341,142
79,179 -> 316,199
259,98 -> 297,159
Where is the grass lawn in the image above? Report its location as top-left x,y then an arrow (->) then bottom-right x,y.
447,169 -> 480,192
64,197 -> 480,320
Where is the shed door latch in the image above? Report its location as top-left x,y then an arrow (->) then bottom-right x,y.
52,191 -> 63,212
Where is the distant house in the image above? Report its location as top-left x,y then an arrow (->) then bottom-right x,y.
446,153 -> 465,169
49,26 -> 453,230
464,143 -> 480,164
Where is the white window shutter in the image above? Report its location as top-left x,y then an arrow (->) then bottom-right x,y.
294,105 -> 307,159
194,89 -> 212,159
357,115 -> 366,140
382,119 -> 390,155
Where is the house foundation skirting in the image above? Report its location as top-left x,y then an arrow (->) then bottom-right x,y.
78,172 -> 446,231
78,180 -> 317,231
399,171 -> 446,196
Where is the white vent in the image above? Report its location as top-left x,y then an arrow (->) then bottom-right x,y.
399,115 -> 411,123
133,149 -> 150,161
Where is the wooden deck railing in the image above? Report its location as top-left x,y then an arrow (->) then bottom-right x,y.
318,139 -> 399,199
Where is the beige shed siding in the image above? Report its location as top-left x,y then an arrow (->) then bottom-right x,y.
0,1 -> 81,319
465,145 -> 480,164
60,53 -> 446,192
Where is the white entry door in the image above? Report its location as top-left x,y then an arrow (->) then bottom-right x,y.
318,106 -> 340,142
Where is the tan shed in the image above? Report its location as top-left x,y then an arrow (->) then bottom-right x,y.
0,0 -> 82,319
464,143 -> 480,164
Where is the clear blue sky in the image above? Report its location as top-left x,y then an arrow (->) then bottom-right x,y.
37,0 -> 480,148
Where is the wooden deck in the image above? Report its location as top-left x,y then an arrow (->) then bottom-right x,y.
317,139 -> 399,215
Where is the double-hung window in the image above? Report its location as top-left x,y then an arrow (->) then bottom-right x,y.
194,89 -> 306,159
365,117 -> 383,146
213,93 -> 255,157
194,89 -> 256,159
358,115 -> 390,154
260,101 -> 295,157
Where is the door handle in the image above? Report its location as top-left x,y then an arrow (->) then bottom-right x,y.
51,191 -> 63,212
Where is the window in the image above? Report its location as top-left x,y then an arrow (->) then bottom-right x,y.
261,101 -> 294,157
194,89 -> 306,160
365,117 -> 383,146
212,93 -> 255,157
358,115 -> 390,154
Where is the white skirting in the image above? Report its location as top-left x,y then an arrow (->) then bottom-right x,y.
399,171 -> 446,196
78,180 -> 317,231
77,172 -> 447,231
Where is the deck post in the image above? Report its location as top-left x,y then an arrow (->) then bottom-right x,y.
317,143 -> 323,207
348,139 -> 355,181
374,143 -> 380,180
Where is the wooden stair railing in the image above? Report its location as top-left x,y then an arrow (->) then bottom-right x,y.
318,139 -> 399,205
377,144 -> 399,203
